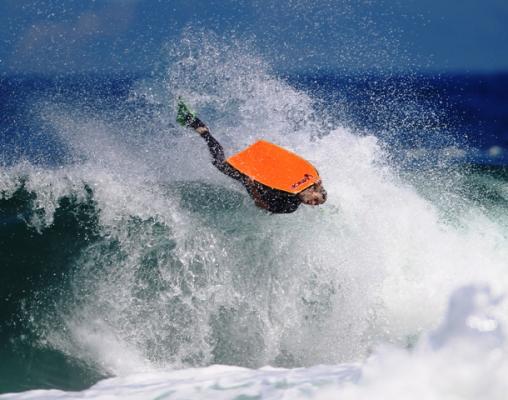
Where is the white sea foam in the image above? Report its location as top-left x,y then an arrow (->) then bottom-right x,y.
1,285 -> 506,400
2,33 -> 508,398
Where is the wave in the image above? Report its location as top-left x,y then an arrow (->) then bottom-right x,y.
2,32 -> 508,395
1,283 -> 506,399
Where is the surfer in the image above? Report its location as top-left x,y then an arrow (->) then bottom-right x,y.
177,100 -> 327,213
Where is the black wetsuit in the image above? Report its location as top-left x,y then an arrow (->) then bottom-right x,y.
197,126 -> 302,214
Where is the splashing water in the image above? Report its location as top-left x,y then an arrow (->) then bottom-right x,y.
2,285 -> 508,399
1,32 -> 508,398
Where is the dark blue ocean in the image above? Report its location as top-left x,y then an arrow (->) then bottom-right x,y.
2,72 -> 508,167
1,63 -> 508,398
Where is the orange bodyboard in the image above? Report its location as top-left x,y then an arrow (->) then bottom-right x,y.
226,140 -> 320,194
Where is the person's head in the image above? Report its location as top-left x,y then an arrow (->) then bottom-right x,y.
298,180 -> 327,206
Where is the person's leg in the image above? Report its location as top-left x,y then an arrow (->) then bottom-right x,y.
189,117 -> 210,135
177,100 -> 241,179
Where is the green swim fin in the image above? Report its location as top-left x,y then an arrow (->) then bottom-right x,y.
176,98 -> 197,127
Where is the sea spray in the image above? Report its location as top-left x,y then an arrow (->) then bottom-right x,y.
1,33 -> 508,396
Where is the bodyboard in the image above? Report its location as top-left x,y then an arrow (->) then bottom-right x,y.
226,140 -> 320,194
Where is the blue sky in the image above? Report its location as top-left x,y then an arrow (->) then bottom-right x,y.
1,0 -> 507,75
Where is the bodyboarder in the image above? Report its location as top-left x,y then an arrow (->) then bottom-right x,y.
176,100 -> 327,213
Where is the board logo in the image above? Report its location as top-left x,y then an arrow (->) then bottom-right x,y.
291,173 -> 313,189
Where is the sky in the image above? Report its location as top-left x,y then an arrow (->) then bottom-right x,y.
0,0 -> 507,76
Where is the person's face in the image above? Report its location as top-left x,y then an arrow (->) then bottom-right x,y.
298,181 -> 327,206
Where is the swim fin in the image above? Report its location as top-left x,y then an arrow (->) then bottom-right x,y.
176,98 -> 197,127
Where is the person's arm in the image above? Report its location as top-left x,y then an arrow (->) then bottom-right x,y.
244,179 -> 271,210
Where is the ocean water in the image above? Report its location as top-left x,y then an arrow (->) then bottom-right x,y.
1,35 -> 508,399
